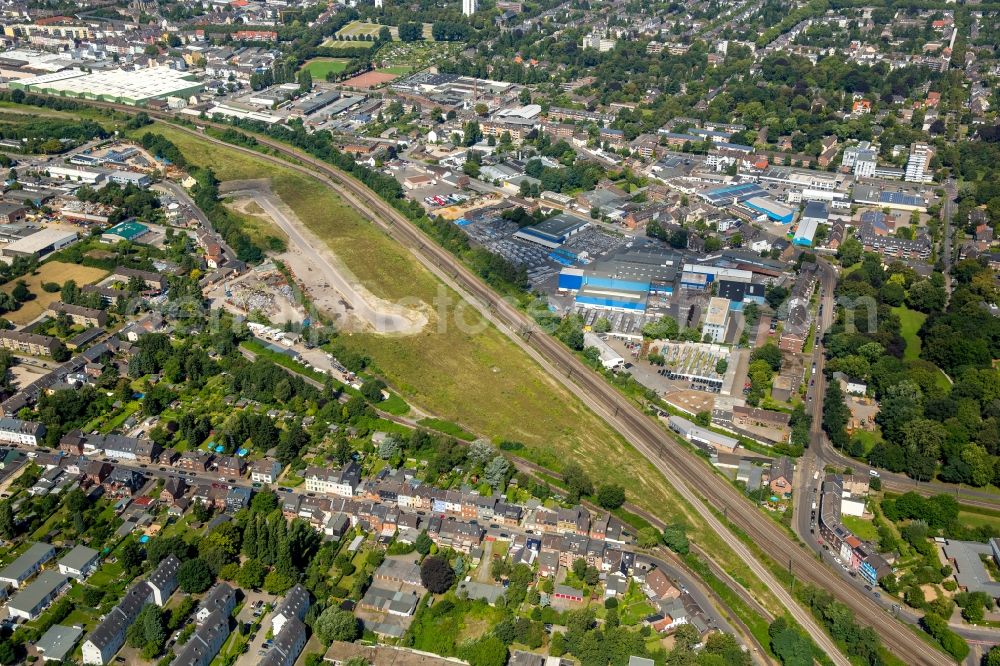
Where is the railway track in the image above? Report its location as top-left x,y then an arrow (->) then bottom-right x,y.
77,101 -> 951,664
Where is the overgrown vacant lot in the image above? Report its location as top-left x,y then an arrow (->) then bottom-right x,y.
139,123 -> 781,611
1,261 -> 108,325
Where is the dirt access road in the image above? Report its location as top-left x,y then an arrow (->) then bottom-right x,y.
221,180 -> 428,335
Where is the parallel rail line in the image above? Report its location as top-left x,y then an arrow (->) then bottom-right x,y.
73,102 -> 949,665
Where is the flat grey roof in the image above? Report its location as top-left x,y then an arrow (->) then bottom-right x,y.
36,624 -> 83,661
58,544 -> 99,571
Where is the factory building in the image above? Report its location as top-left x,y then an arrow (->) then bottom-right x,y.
11,67 -> 204,106
794,201 -> 828,247
558,248 -> 677,312
512,213 -> 590,249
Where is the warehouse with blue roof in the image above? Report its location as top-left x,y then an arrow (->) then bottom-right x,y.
742,196 -> 794,224
559,248 -> 678,313
793,201 -> 828,247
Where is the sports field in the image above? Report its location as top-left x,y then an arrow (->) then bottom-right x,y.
1,261 -> 109,325
302,58 -> 350,78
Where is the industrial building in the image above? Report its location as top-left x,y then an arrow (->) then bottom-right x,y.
1,227 -> 77,258
512,213 -> 589,249
11,67 -> 204,106
702,297 -> 731,343
558,248 -> 677,313
742,196 -> 794,224
852,185 -> 926,212
583,332 -> 625,370
794,201 -> 828,247
699,182 -> 766,207
668,415 -> 739,454
101,221 -> 149,244
717,280 -> 765,305
680,263 -> 752,290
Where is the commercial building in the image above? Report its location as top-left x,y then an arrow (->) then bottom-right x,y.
7,571 -> 70,620
794,201 -> 828,247
852,185 -> 926,212
0,541 -> 56,588
668,415 -> 738,454
702,297 -> 731,343
2,227 -> 77,258
11,67 -> 204,106
0,417 -> 46,445
101,221 -> 149,244
512,213 -> 589,249
582,332 -> 625,370
57,545 -> 100,580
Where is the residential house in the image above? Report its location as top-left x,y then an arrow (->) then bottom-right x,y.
272,584 -> 310,635
57,545 -> 100,580
196,583 -> 236,624
251,458 -> 282,484
0,541 -> 56,589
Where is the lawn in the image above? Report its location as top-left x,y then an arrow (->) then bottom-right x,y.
301,57 -> 350,78
1,261 -> 108,325
336,20 -> 391,39
842,515 -> 879,541
134,121 -> 786,615
958,510 -> 1000,532
320,39 -> 376,50
892,306 -> 926,361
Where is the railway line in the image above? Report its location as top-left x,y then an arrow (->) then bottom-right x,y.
76,100 -> 952,664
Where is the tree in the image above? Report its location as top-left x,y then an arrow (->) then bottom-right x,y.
0,501 -> 14,538
119,540 -> 144,574
415,530 -> 433,556
595,484 -> 625,509
662,523 -> 689,554
459,636 -> 508,666
378,436 -> 401,460
177,558 -> 212,593
420,555 -> 455,593
484,456 -> 510,490
837,237 -> 863,267
237,559 -> 267,589
314,607 -> 361,645
695,410 -> 711,427
637,527 -> 661,548
468,439 -> 496,467
561,462 -> 593,502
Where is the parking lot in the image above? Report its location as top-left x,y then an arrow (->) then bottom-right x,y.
234,592 -> 278,666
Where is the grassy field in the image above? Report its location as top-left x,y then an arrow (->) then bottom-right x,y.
842,515 -> 879,541
1,261 -> 108,325
301,57 -> 350,78
892,306 -> 926,361
137,121 -> 784,614
958,510 -> 1000,531
320,39 -> 376,50
336,20 -> 390,39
